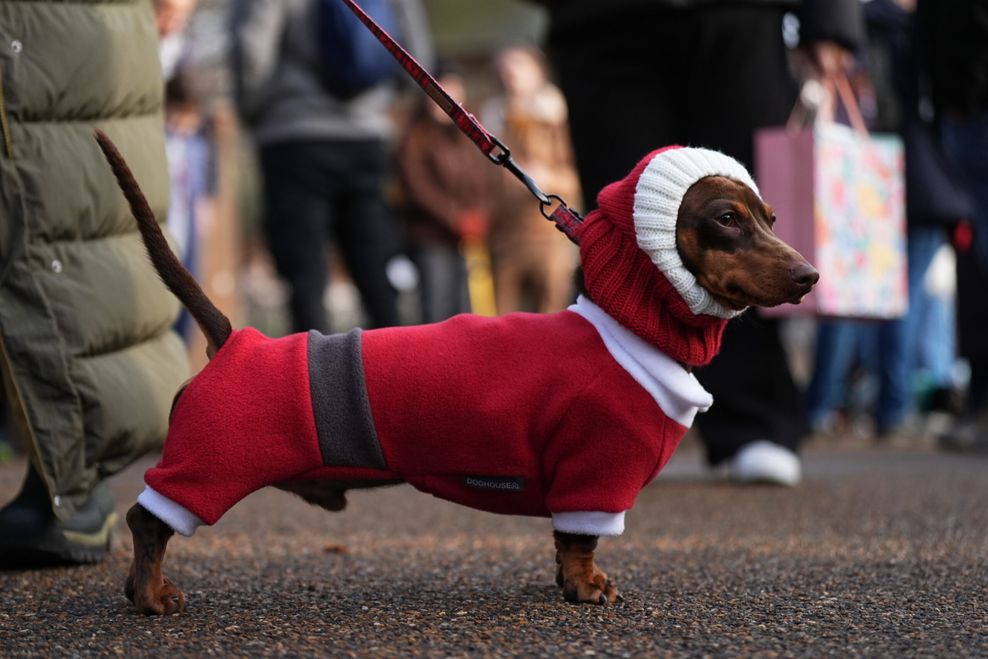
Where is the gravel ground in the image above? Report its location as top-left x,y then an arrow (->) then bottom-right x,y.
1,441 -> 986,657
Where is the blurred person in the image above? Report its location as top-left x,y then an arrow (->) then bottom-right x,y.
396,66 -> 494,323
919,0 -> 988,452
482,44 -> 581,314
155,0 -> 198,79
0,0 -> 189,565
154,0 -> 197,37
806,0 -> 969,441
535,0 -> 864,485
230,0 -> 434,334
164,69 -> 215,342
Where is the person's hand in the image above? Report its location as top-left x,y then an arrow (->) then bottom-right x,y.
153,0 -> 198,38
795,40 -> 854,82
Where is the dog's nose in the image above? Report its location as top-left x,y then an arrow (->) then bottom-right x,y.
790,262 -> 820,287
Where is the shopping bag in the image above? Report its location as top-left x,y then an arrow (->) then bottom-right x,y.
755,82 -> 907,319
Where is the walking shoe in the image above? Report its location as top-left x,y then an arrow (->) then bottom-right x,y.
729,440 -> 801,486
0,465 -> 117,567
938,413 -> 988,454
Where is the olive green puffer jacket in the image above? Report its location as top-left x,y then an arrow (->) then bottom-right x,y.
0,0 -> 188,519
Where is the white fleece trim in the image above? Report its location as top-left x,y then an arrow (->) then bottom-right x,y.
570,296 -> 713,427
633,147 -> 757,319
553,511 -> 626,536
137,486 -> 204,537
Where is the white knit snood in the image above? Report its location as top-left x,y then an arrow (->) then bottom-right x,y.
632,148 -> 759,319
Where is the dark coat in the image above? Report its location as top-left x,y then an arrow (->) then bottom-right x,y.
919,0 -> 988,116
530,0 -> 865,51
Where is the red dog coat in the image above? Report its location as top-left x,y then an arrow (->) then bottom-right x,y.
139,298 -> 713,537
138,147 -> 765,537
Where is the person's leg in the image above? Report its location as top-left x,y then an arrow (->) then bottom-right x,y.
332,139 -> 401,329
259,141 -> 333,334
696,312 -> 808,464
942,113 -> 988,405
896,226 -> 955,412
411,243 -> 470,323
805,320 -> 861,431
942,115 -> 988,269
870,319 -> 909,435
0,387 -> 115,567
679,7 -> 806,468
940,114 -> 988,449
0,331 -> 117,566
918,250 -> 958,391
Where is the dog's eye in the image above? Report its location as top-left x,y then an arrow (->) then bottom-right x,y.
770,214 -> 777,226
716,212 -> 739,228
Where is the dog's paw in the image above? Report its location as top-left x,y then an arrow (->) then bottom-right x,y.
133,577 -> 186,616
560,567 -> 621,605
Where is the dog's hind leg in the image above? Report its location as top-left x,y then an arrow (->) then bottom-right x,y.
124,504 -> 185,615
276,481 -> 350,512
554,531 -> 621,605
275,479 -> 403,513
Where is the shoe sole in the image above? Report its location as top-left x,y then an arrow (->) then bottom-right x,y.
732,473 -> 800,487
0,511 -> 117,567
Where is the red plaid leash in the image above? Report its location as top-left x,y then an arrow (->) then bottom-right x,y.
339,0 -> 584,243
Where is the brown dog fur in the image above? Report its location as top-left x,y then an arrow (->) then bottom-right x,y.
95,131 -> 816,614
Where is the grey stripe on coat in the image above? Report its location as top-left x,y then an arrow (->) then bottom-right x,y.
307,329 -> 387,469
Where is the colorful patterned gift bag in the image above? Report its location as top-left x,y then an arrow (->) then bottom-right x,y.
755,82 -> 907,319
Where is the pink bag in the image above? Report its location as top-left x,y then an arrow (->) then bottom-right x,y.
755,78 -> 907,319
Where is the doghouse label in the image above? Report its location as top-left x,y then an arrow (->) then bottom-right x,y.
463,476 -> 525,491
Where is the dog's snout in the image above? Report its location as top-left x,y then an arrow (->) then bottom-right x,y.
790,262 -> 820,287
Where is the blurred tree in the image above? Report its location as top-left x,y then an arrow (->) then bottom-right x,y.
423,0 -> 546,56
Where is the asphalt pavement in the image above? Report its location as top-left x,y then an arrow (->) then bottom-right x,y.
1,440 -> 986,657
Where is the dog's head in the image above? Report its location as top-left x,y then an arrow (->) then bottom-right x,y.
579,146 -> 817,320
675,174 -> 818,311
573,146 -> 817,366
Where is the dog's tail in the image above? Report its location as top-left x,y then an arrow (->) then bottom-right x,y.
94,129 -> 232,357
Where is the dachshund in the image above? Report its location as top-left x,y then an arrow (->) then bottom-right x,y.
95,131 -> 817,615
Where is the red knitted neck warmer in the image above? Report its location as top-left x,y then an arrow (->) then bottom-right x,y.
575,214 -> 727,367
573,148 -> 729,367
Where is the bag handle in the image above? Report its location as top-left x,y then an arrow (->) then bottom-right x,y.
786,74 -> 869,136
831,74 -> 869,136
785,72 -> 895,179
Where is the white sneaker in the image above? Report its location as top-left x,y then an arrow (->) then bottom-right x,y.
729,440 -> 801,486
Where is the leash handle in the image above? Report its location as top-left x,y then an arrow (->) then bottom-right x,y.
339,0 -> 584,243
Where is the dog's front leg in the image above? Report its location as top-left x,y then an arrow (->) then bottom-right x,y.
124,504 -> 185,615
553,531 -> 621,604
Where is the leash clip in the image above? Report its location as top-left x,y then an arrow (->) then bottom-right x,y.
491,136 -> 551,205
486,135 -> 512,165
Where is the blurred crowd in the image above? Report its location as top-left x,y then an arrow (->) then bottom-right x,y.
149,0 -> 987,454
1,0 -> 986,565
